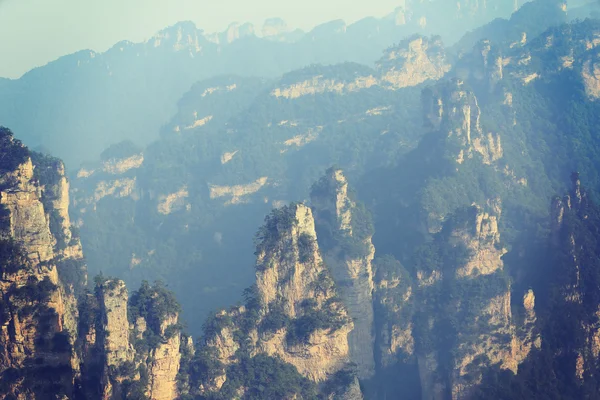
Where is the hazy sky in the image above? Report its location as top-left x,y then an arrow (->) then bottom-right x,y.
0,0 -> 401,78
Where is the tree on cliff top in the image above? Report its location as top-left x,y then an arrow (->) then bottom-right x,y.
0,127 -> 29,174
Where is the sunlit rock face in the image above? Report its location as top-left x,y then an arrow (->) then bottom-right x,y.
0,130 -> 86,399
377,35 -> 451,89
196,203 -> 360,398
98,280 -> 133,368
146,314 -> 183,400
254,204 -> 354,381
0,130 -> 188,400
422,79 -> 503,167
270,35 -> 450,100
72,147 -> 143,214
411,202 -> 538,400
311,169 -> 376,379
84,278 -> 185,400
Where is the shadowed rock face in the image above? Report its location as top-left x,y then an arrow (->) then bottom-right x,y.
547,174 -> 600,386
423,79 -> 503,167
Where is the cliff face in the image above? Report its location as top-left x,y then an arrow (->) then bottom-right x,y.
548,173 -> 600,386
85,279 -> 185,400
0,130 -> 187,400
0,130 -> 85,399
271,35 -> 450,100
195,203 -> 360,399
99,280 -> 133,369
377,36 -> 451,89
253,204 -> 354,382
411,203 -> 539,400
456,20 -> 600,98
72,149 -> 142,212
311,169 -> 376,379
422,79 -> 503,166
417,78 -> 506,235
373,255 -> 415,369
147,315 -> 183,400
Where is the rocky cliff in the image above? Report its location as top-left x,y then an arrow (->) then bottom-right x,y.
83,279 -> 185,400
271,35 -> 450,99
311,169 -> 376,379
193,203 -> 361,399
455,18 -> 600,98
377,35 -> 450,90
547,173 -> 600,387
373,255 -> 415,370
422,78 -> 503,167
254,204 -> 354,381
411,202 -> 539,400
0,129 -> 187,400
467,174 -> 600,398
0,128 -> 85,399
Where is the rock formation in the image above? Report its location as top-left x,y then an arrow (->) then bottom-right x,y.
377,35 -> 450,89
87,279 -> 185,400
422,79 -> 503,166
547,173 -> 600,386
270,35 -> 450,99
0,129 -> 187,400
411,202 -> 538,400
311,168 -> 376,379
195,203 -> 361,398
0,129 -> 85,399
373,255 -> 415,369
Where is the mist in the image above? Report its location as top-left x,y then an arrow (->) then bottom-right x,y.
1,0 -> 600,399
0,0 -> 403,79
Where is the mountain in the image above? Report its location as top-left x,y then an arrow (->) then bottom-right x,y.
0,127 -> 89,399
6,108 -> 600,399
0,128 -> 364,399
453,0 -> 569,54
69,0 -> 581,335
7,1 -> 600,398
0,128 -> 189,400
0,2 -> 520,167
69,35 -> 442,334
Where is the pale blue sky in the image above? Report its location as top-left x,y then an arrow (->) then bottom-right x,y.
0,0 -> 401,78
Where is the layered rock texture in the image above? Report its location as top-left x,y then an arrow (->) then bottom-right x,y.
0,130 -> 187,400
377,35 -> 451,89
422,79 -> 503,166
193,203 -> 361,399
77,278 -> 185,400
311,169 -> 376,379
9,9 -> 600,400
254,204 -> 354,381
374,202 -> 539,400
0,129 -> 85,399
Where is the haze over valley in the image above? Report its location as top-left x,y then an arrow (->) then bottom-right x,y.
2,1 -> 600,399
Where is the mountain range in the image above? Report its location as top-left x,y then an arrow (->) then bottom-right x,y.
3,0 -> 600,399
